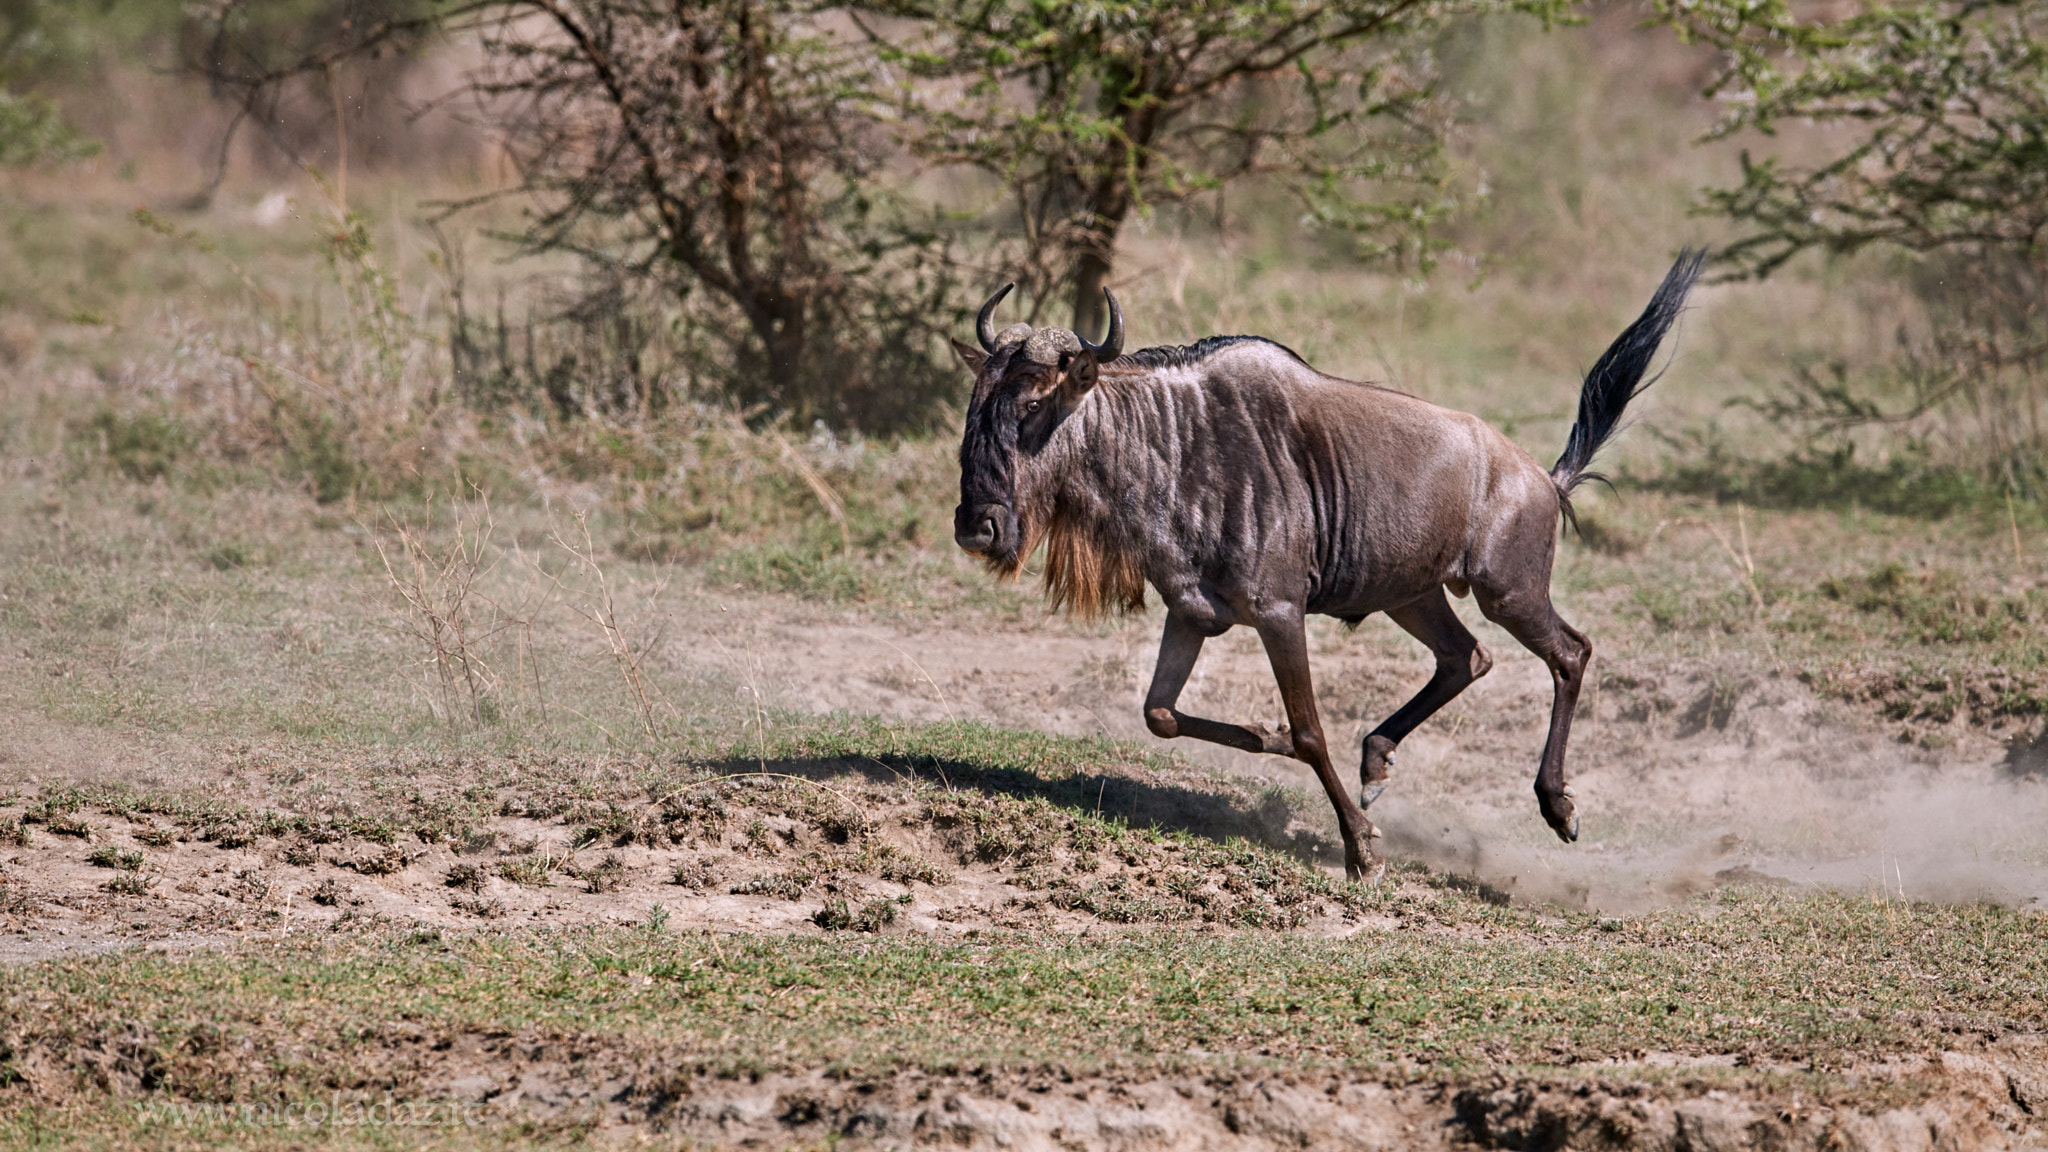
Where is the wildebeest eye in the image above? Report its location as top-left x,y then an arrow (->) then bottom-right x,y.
1024,399 -> 1042,414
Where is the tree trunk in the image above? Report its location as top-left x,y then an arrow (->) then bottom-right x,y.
1067,53 -> 1169,337
757,295 -> 809,415
1070,246 -> 1114,340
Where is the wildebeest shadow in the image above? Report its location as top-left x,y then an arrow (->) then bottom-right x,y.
700,751 -> 1340,866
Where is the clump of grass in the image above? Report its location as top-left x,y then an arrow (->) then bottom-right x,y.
0,819 -> 30,847
574,804 -> 658,849
87,846 -> 144,871
670,859 -> 717,889
340,846 -> 412,876
713,540 -> 873,603
309,878 -> 349,907
568,853 -> 627,894
1569,513 -> 1638,556
852,843 -> 948,886
451,896 -> 506,918
203,542 -> 253,571
550,513 -> 663,739
0,884 -> 42,916
45,813 -> 93,840
813,894 -> 906,932
660,789 -> 732,838
925,791 -> 1111,871
76,407 -> 193,485
21,798 -> 94,840
281,841 -> 317,866
137,825 -> 176,848
352,821 -> 400,847
205,822 -> 256,849
1676,675 -> 1748,736
444,863 -> 489,893
497,852 -> 560,888
743,818 -> 780,854
1820,562 -> 2036,645
229,870 -> 269,904
1638,442 -> 2018,520
731,871 -> 813,900
1803,665 -> 2048,731
369,494 -> 540,732
100,872 -> 154,896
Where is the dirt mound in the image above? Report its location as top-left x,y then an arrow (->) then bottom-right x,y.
0,741 -> 1366,961
102,1035 -> 2039,1150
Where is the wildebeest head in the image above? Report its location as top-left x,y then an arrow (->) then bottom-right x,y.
950,283 -> 1124,572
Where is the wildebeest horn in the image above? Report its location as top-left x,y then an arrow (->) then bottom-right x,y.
1080,287 -> 1123,361
976,283 -> 1015,352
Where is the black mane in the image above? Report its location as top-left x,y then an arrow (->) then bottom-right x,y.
1116,334 -> 1309,370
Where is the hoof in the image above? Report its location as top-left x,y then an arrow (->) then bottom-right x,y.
1345,854 -> 1388,884
1343,819 -> 1384,881
1361,781 -> 1387,809
1362,734 -> 1397,786
1537,786 -> 1578,844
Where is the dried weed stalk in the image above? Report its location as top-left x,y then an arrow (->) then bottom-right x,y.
550,512 -> 665,740
371,493 -> 548,729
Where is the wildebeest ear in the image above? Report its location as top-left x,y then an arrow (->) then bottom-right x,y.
949,338 -> 988,374
1061,350 -> 1099,397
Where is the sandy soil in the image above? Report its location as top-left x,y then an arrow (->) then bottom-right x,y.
474,1042 -> 2048,1151
683,592 -> 2048,911
2,588 -> 2045,966
79,1032 -> 2048,1151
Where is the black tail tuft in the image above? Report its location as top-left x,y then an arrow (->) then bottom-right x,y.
1551,248 -> 1706,523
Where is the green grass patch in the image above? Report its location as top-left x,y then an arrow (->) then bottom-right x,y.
0,888 -> 2040,1139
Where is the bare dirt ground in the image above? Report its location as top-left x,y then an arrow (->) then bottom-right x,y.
693,591 -> 2048,912
2,586 -> 2045,967
167,1037 -> 2042,1152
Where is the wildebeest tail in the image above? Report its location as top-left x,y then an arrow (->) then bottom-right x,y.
1550,248 -> 1707,521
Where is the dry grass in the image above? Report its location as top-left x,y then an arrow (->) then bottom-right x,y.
369,493 -> 544,730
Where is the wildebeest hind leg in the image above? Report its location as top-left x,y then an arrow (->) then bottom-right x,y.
1254,612 -> 1382,881
1475,588 -> 1591,843
1143,612 -> 1295,756
1361,588 -> 1492,806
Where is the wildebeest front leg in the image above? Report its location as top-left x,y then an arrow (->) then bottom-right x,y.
1143,613 -> 1294,756
1255,612 -> 1382,882
1362,589 -> 1492,806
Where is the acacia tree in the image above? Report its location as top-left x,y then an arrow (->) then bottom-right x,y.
195,0 -> 962,431
1662,0 -> 2048,493
870,0 -> 1568,333
470,0 -> 964,428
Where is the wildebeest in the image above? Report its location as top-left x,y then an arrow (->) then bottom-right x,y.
951,253 -> 1705,879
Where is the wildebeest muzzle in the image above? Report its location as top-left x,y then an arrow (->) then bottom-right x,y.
953,502 -> 1017,559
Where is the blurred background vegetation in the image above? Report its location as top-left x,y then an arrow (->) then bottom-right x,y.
2,0 -> 2044,509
